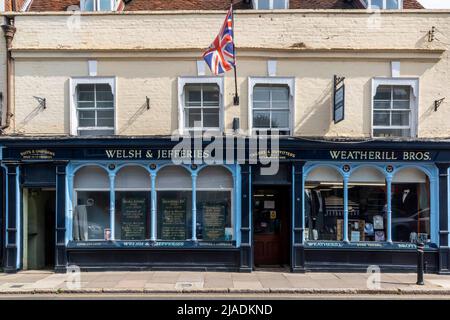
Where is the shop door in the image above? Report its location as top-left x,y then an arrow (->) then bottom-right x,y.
253,187 -> 290,267
23,189 -> 56,270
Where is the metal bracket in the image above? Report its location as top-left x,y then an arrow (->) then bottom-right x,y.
434,97 -> 445,111
428,26 -> 436,42
146,96 -> 150,110
33,96 -> 46,109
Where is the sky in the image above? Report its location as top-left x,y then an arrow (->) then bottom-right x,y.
418,0 -> 450,8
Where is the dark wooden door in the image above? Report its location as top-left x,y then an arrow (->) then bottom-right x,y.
253,188 -> 290,266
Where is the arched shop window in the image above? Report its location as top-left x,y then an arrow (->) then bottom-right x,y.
305,166 -> 344,241
197,166 -> 233,241
156,166 -> 192,240
391,168 -> 430,243
348,167 -> 387,242
115,166 -> 151,240
73,166 -> 110,241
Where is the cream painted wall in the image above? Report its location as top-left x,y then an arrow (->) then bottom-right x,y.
5,10 -> 450,138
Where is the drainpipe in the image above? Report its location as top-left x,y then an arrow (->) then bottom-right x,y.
0,16 -> 16,133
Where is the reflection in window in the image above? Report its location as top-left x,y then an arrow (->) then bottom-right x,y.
74,191 -> 110,241
252,84 -> 290,134
156,166 -> 192,240
196,166 -> 233,241
305,167 -> 344,241
392,168 -> 430,243
184,83 -> 220,130
73,166 -> 110,241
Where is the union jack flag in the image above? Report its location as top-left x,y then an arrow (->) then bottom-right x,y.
203,5 -> 236,75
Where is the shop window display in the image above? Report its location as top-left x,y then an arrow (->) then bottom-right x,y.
305,166 -> 345,241
391,168 -> 430,243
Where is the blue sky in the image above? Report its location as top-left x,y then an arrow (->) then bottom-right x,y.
418,0 -> 450,8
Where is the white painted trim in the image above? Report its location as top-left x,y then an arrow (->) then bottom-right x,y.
252,0 -> 289,9
80,0 -> 116,11
267,60 -> 277,77
391,61 -> 400,77
88,60 -> 98,77
177,76 -> 225,135
371,77 -> 419,138
360,0 -> 403,9
196,60 -> 206,76
0,0 -> 5,12
70,76 -> 117,136
247,76 -> 295,135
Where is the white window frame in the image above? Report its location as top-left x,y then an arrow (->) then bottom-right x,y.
252,0 -> 289,9
80,0 -> 116,11
371,77 -> 419,138
360,0 -> 403,9
69,77 -> 117,136
248,77 -> 295,136
177,76 -> 224,135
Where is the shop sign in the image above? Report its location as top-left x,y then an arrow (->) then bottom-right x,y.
67,240 -> 235,248
329,150 -> 432,161
20,149 -> 55,160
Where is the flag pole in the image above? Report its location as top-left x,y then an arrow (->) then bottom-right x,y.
231,2 -> 239,105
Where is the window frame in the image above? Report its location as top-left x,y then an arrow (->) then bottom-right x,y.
252,0 -> 289,10
371,77 -> 419,139
80,0 -> 116,11
248,77 -> 295,135
70,77 -> 117,136
177,77 -> 224,135
360,0 -> 403,9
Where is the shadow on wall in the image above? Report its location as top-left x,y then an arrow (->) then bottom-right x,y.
16,98 -> 46,133
118,102 -> 148,134
295,80 -> 333,136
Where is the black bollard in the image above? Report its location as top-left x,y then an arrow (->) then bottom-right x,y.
416,241 -> 425,285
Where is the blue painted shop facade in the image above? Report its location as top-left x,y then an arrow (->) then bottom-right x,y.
0,137 -> 449,273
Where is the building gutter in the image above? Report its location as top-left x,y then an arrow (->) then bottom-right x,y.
0,16 -> 16,133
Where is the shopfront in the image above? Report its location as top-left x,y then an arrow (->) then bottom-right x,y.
0,138 -> 449,273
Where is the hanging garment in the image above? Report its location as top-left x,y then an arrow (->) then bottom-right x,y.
73,205 -> 88,241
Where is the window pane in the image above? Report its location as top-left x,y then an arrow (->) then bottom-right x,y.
271,111 -> 289,128
96,85 -> 114,101
253,86 -> 270,102
305,183 -> 344,241
97,101 -> 114,109
202,84 -> 220,107
77,84 -> 95,101
373,111 -> 390,126
392,177 -> 430,243
115,192 -> 149,240
197,191 -> 232,241
253,111 -> 271,128
374,86 -> 391,100
98,0 -> 112,11
78,111 -> 95,127
73,191 -> 110,241
257,0 -> 270,9
391,111 -> 410,126
374,101 -> 390,109
386,0 -> 400,9
77,102 -> 95,109
373,128 -> 411,137
393,86 -> 410,100
78,129 -> 114,136
185,85 -> 202,107
271,86 -> 289,103
157,191 -> 192,240
370,0 -> 384,9
83,0 -> 94,11
273,0 -> 286,9
203,108 -> 220,128
253,101 -> 271,109
185,108 -> 202,127
347,173 -> 387,242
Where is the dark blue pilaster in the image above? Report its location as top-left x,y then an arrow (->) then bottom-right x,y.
239,164 -> 252,272
291,162 -> 306,272
4,163 -> 18,273
437,163 -> 450,274
55,163 -> 68,273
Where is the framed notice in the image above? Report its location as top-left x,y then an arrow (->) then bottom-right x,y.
160,198 -> 187,240
202,203 -> 226,241
120,197 -> 147,240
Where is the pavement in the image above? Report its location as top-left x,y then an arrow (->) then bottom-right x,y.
0,270 -> 450,296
